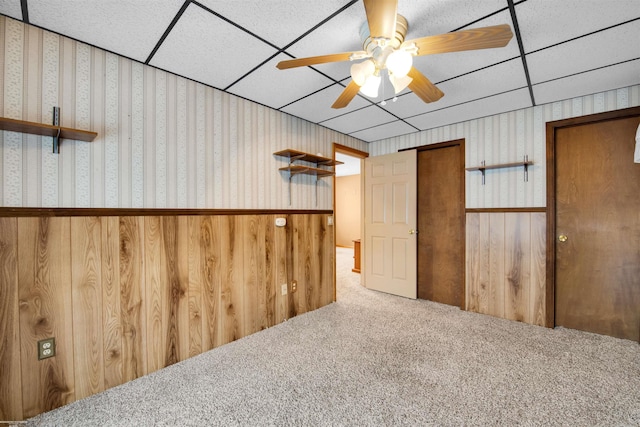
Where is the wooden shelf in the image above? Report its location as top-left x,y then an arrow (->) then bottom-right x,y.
274,148 -> 343,206
279,165 -> 335,177
0,117 -> 97,153
274,149 -> 342,167
466,157 -> 533,185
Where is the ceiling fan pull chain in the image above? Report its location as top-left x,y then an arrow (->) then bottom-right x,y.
380,71 -> 387,106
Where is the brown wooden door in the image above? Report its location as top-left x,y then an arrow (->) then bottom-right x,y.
555,115 -> 640,341
417,141 -> 465,307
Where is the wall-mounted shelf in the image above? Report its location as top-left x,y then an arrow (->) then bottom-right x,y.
0,109 -> 97,154
274,149 -> 343,205
466,155 -> 533,185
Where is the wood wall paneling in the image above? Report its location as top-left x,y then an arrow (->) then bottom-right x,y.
70,217 -> 105,400
466,212 -> 546,326
244,215 -> 263,336
529,213 -> 546,326
18,218 -> 74,418
488,213 -> 506,319
220,216 -> 244,344
101,216 -> 122,390
198,215 -> 221,351
0,212 -> 333,420
187,216 -> 204,357
275,215 -> 289,323
0,218 -> 22,420
504,213 -> 531,323
119,216 -> 146,382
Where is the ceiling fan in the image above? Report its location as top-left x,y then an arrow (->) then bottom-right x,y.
276,0 -> 513,109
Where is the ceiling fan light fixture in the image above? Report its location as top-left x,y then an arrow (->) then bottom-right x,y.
350,59 -> 376,86
386,49 -> 412,77
360,73 -> 381,98
389,74 -> 413,94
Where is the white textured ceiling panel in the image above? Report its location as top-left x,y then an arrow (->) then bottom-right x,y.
5,0 -> 637,142
526,20 -> 640,85
350,119 -> 417,142
410,10 -> 520,84
382,58 -> 528,119
532,59 -> 640,105
321,104 -> 399,135
27,0 -> 184,62
280,83 -> 371,123
199,0 -> 352,48
227,53 -> 337,110
285,2 -> 365,81
516,0 -> 640,53
398,0 -> 509,39
150,3 -> 278,90
0,0 -> 22,20
406,88 -> 531,130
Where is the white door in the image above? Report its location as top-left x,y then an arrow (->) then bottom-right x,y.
363,150 -> 417,299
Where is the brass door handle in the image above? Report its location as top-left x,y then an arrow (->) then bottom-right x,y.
409,229 -> 419,235
558,234 -> 568,242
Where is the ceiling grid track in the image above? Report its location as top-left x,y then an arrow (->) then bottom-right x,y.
507,0 -> 535,106
20,0 -> 28,24
145,0 -> 191,65
225,0 -> 359,92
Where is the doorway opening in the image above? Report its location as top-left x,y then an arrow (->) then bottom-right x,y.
333,144 -> 368,301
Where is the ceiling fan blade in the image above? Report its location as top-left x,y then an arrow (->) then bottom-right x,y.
406,24 -> 513,56
332,80 -> 361,109
407,67 -> 444,103
276,52 -> 363,70
363,0 -> 398,39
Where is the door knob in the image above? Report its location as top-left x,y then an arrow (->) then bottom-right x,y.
558,234 -> 568,242
409,229 -> 419,235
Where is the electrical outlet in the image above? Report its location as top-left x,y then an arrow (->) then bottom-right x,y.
281,283 -> 288,295
291,280 -> 297,293
38,337 -> 56,360
327,216 -> 334,226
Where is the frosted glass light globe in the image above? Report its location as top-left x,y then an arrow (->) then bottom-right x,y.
386,49 -> 412,78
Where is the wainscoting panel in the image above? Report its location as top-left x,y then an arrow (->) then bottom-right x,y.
466,212 -> 546,326
0,211 -> 334,421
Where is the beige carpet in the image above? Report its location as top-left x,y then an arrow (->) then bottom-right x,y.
25,247 -> 640,426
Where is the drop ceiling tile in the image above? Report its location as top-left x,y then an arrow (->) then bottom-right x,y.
350,120 -> 417,143
285,2 -> 365,81
321,105 -> 398,135
280,83 -> 371,123
198,0 -> 353,48
533,59 -> 640,105
527,20 -> 640,85
0,0 -> 22,20
27,0 -> 184,62
516,0 -> 640,53
398,0 -> 508,39
382,58 -> 528,119
406,88 -> 531,130
227,53 -> 337,110
150,3 -> 279,90
410,10 -> 520,84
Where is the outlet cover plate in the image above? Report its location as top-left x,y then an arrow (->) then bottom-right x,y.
38,337 -> 56,360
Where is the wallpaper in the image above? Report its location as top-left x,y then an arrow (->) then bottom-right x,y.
370,84 -> 640,208
0,17 -> 367,209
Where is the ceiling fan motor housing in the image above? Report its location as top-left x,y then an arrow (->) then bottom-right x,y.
360,14 -> 408,53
